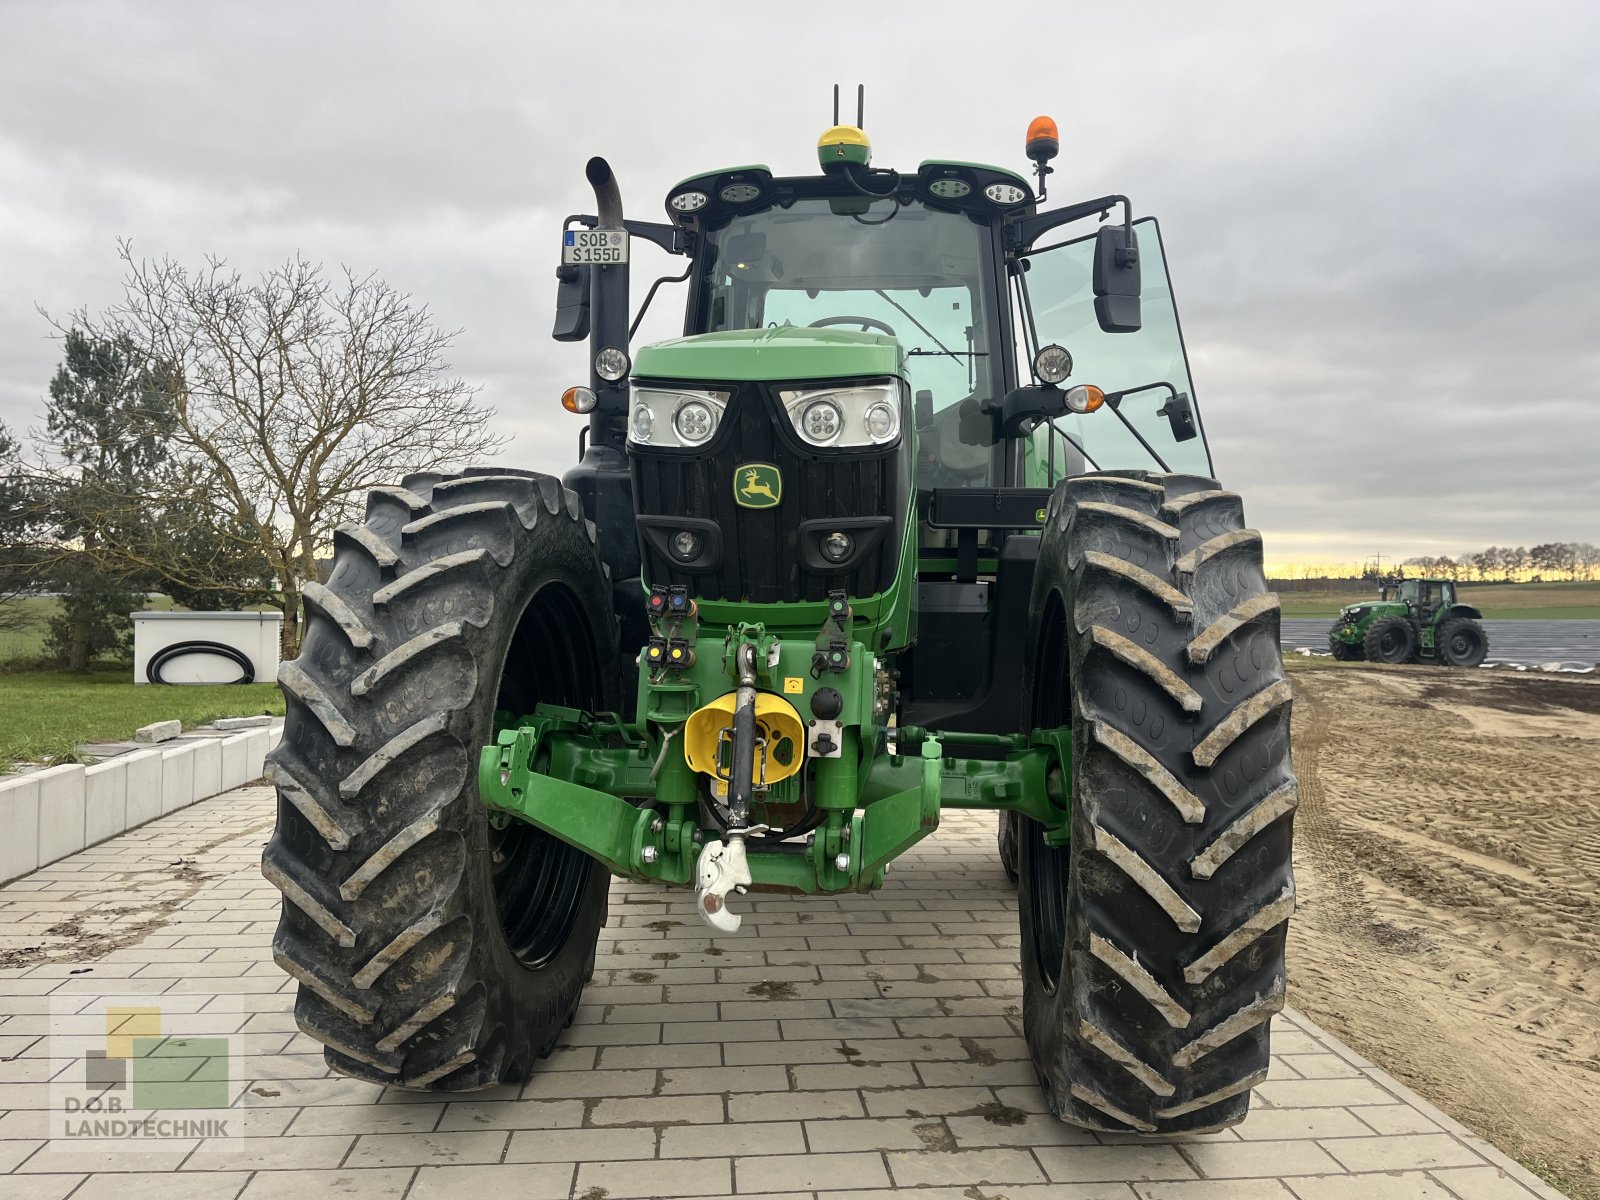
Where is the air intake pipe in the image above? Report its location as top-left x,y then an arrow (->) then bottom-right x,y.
563,157 -> 646,698
584,157 -> 631,437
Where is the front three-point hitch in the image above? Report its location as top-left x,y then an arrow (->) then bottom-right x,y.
477,590 -> 1071,931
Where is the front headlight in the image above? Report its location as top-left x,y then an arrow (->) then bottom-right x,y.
778,382 -> 901,448
628,386 -> 729,448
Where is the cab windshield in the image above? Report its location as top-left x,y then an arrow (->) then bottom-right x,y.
1020,218 -> 1213,478
699,196 -> 1002,487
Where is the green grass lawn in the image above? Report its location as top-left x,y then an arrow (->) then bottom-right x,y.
1274,580 -> 1600,620
0,668 -> 284,771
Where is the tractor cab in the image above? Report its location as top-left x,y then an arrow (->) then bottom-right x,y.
1398,578 -> 1455,622
1395,578 -> 1457,621
556,113 -> 1214,734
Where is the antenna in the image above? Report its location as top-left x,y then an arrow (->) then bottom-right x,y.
833,84 -> 840,125
857,84 -> 865,128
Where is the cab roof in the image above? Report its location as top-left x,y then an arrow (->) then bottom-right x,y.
664,161 -> 1035,227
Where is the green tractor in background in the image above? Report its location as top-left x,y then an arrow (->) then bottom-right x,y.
1328,575 -> 1489,666
262,95 -> 1297,1136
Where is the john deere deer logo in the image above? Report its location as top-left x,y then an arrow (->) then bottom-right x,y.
734,464 -> 782,509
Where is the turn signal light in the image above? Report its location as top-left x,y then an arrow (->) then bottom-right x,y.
1065,384 -> 1105,414
562,386 -> 597,414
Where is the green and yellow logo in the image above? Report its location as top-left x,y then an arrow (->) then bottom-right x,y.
83,1005 -> 230,1110
734,463 -> 782,509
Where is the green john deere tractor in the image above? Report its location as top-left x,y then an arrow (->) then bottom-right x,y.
263,99 -> 1297,1135
1328,576 -> 1489,666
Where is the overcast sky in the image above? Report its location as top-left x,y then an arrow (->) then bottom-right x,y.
2,0 -> 1596,570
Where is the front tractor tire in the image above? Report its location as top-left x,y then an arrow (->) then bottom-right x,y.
1363,616 -> 1416,665
1019,472 -> 1297,1134
1328,638 -> 1364,662
262,469 -> 618,1089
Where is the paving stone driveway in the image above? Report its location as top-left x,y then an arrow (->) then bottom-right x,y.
0,786 -> 1562,1200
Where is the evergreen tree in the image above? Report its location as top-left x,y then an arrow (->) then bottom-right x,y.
37,330 -> 171,669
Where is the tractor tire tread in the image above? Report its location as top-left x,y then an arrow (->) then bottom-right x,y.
1021,469 -> 1297,1134
262,469 -> 612,1090
1362,615 -> 1417,665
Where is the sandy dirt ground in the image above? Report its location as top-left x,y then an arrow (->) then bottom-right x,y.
1289,664 -> 1600,1197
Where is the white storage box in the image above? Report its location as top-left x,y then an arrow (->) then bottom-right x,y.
131,611 -> 283,685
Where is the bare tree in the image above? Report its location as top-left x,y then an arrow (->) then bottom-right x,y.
1471,546 -> 1502,582
52,244 -> 504,655
1573,543 -> 1600,582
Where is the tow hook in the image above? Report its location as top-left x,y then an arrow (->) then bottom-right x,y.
697,641 -> 767,932
694,825 -> 768,933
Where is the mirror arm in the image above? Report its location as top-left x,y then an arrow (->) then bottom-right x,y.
624,219 -> 688,255
629,264 -> 694,340
1008,193 -> 1134,254
1105,381 -> 1197,443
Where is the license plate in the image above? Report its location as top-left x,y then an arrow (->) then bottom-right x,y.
563,228 -> 629,265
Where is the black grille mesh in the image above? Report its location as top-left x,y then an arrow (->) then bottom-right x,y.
631,384 -> 904,603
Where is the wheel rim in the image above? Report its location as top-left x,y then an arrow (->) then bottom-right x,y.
1024,823 -> 1069,993
1026,593 -> 1070,993
492,821 -> 591,967
1382,629 -> 1404,658
489,580 -> 603,971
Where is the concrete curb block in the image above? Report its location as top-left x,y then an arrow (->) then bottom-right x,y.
0,720 -> 283,884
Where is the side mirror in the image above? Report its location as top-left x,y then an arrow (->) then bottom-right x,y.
552,264 -> 591,342
1157,391 -> 1197,442
1092,225 -> 1141,333
914,389 -> 934,431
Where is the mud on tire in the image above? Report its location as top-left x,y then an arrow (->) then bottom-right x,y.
262,469 -> 618,1089
1019,471 -> 1297,1133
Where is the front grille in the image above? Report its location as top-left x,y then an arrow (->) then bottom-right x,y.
631,382 -> 906,604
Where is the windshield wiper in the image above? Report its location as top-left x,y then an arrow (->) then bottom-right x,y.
906,349 -> 988,357
873,289 -> 967,367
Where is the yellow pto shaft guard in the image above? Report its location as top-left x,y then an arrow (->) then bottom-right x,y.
684,691 -> 806,786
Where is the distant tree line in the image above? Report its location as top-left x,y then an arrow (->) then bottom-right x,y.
0,244 -> 502,670
1402,544 -> 1600,583
1270,543 -> 1600,588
